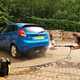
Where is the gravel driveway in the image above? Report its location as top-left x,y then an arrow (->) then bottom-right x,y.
0,42 -> 80,80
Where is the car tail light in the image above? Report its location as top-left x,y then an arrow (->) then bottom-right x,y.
18,29 -> 26,37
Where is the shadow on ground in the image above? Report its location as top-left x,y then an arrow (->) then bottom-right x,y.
0,49 -> 45,64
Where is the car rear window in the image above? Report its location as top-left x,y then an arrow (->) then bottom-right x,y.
22,25 -> 37,28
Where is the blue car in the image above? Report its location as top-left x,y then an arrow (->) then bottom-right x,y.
0,23 -> 50,58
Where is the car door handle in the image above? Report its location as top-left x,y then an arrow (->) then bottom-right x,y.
0,37 -> 6,40
0,38 -> 3,40
2,36 -> 7,38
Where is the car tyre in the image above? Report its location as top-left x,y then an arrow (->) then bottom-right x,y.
10,45 -> 20,58
27,47 -> 48,59
38,47 -> 48,57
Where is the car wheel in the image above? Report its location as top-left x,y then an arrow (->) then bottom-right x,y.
10,45 -> 19,58
26,47 -> 48,59
38,47 -> 48,56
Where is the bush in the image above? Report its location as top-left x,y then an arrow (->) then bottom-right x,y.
26,17 -> 80,32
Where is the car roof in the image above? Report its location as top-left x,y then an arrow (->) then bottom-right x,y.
7,22 -> 36,27
15,23 -> 37,28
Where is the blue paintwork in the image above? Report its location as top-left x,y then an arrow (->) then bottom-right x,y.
0,23 -> 50,54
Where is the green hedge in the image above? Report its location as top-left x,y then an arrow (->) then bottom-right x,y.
26,17 -> 80,32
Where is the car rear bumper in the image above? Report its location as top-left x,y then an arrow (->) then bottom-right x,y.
16,39 -> 49,53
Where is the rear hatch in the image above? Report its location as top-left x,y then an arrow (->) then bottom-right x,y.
23,26 -> 48,40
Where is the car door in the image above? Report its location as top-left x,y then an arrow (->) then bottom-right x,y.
2,24 -> 17,49
0,24 -> 10,49
0,26 -> 7,48
1,25 -> 12,49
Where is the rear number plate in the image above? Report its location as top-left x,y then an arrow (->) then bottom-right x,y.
34,36 -> 44,39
